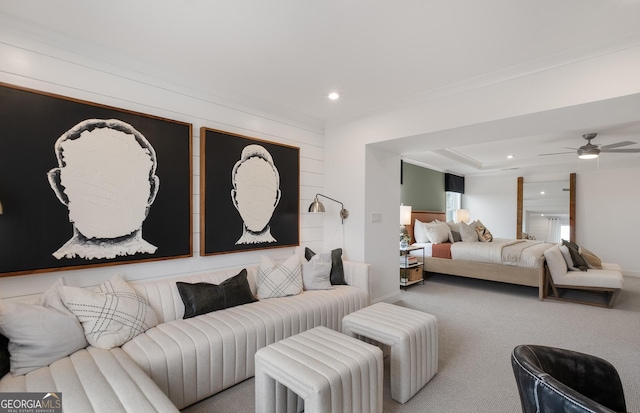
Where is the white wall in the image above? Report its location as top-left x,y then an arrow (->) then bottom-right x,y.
576,166 -> 640,276
0,25 -> 325,299
463,174 -> 517,238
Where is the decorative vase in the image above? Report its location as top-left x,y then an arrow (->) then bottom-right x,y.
400,240 -> 408,249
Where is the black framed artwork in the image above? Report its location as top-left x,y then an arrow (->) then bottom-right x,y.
200,127 -> 299,255
0,83 -> 193,276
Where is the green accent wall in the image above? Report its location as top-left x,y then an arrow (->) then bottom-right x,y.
400,162 -> 445,211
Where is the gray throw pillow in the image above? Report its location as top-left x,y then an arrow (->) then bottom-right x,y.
305,247 -> 347,285
0,299 -> 88,375
177,269 -> 257,319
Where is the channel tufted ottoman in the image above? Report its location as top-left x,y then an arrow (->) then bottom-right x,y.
342,302 -> 438,404
254,326 -> 383,413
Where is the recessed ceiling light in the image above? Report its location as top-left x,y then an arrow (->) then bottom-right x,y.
506,154 -> 514,159
328,92 -> 340,100
540,191 -> 545,195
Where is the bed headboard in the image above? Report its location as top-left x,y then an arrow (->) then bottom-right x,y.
407,210 -> 446,243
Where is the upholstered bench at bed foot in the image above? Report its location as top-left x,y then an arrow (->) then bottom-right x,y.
255,326 -> 384,413
342,302 -> 438,404
0,347 -> 178,413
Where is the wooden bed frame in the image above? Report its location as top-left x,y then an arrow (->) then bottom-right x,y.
408,211 -> 546,300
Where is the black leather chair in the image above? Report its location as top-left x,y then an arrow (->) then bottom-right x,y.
511,345 -> 627,413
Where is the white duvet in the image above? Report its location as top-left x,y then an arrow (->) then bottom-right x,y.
451,238 -> 554,268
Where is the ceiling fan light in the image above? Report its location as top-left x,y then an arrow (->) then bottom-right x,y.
578,145 -> 599,159
578,152 -> 599,160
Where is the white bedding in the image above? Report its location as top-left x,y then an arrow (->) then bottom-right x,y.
411,239 -> 554,268
452,238 -> 554,268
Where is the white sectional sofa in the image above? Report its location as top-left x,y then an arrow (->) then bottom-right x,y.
0,259 -> 371,412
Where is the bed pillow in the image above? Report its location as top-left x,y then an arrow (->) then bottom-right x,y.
458,221 -> 479,242
59,274 -> 158,349
301,254 -> 333,290
474,220 -> 493,242
0,298 -> 88,375
413,219 -> 430,243
257,255 -> 303,299
305,247 -> 347,285
446,221 -> 462,243
561,240 -> 588,271
424,222 -> 451,244
579,247 -> 603,270
544,245 -> 568,280
177,269 -> 257,319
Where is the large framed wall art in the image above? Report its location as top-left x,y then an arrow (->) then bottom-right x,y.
0,83 -> 193,276
200,127 -> 299,255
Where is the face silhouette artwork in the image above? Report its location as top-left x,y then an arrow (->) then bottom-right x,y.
47,119 -> 160,260
231,145 -> 281,245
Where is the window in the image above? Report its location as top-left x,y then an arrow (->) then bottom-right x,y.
445,192 -> 461,222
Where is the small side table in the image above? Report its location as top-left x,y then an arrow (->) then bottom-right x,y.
400,245 -> 425,289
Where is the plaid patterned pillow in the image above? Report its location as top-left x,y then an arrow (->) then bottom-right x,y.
256,255 -> 303,299
60,274 -> 158,349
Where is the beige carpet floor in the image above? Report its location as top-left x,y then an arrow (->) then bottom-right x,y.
182,273 -> 640,413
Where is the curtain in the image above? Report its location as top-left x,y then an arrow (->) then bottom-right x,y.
546,217 -> 561,243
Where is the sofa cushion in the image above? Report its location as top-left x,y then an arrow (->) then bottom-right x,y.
0,347 -> 179,413
552,269 -> 624,290
122,285 -> 369,409
0,298 -> 88,376
60,274 -> 158,349
544,245 -> 568,281
177,269 -> 257,318
257,255 -> 303,299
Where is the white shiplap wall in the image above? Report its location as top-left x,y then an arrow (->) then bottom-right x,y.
0,21 -> 325,300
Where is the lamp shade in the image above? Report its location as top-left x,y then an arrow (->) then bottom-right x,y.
400,204 -> 412,225
308,197 -> 325,213
456,209 -> 469,223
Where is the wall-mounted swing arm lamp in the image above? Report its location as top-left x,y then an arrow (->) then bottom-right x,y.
0,200 -> 3,215
308,193 -> 349,224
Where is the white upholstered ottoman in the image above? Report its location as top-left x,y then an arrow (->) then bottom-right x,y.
342,302 -> 438,404
254,326 -> 383,413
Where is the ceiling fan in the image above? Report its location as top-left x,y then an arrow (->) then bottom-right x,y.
538,133 -> 640,159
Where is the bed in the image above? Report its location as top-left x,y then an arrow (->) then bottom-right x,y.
407,211 -> 554,300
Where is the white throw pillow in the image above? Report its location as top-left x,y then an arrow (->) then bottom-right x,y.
257,255 -> 303,299
424,222 -> 451,244
413,219 -> 430,243
458,221 -> 479,242
301,254 -> 333,290
59,274 -> 158,349
0,278 -> 89,375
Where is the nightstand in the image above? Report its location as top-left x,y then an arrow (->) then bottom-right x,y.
400,245 -> 425,289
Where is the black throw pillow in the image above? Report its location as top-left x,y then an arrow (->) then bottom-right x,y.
177,269 -> 257,319
304,247 -> 347,285
562,239 -> 588,271
0,333 -> 9,378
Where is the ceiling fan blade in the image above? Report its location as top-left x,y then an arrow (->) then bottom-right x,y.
538,151 -> 574,156
600,141 -> 637,150
600,148 -> 640,153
